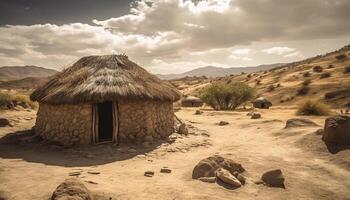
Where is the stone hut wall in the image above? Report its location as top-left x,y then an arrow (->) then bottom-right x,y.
34,103 -> 92,145
118,99 -> 174,144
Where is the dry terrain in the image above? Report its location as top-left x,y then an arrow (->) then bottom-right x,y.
1,107 -> 349,200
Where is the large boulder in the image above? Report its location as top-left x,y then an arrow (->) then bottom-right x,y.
192,155 -> 244,179
261,169 -> 285,188
216,168 -> 242,187
0,118 -> 11,127
285,118 -> 318,128
323,115 -> 350,145
252,97 -> 272,109
51,178 -> 93,200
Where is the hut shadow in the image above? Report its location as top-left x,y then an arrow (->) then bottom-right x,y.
0,129 -> 161,167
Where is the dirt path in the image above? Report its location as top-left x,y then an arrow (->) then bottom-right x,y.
0,108 -> 349,200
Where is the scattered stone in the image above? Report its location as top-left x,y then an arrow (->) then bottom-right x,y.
323,115 -> 350,145
178,123 -> 189,135
218,121 -> 229,126
0,118 -> 11,127
194,110 -> 203,115
192,155 -> 244,179
285,118 -> 318,128
85,180 -> 98,184
233,171 -> 246,185
51,178 -> 93,200
216,168 -> 242,187
87,171 -> 100,175
144,171 -> 154,177
180,149 -> 187,153
251,112 -> 261,119
68,172 -> 81,176
261,169 -> 285,187
137,154 -> 146,159
160,167 -> 172,173
198,177 -> 217,183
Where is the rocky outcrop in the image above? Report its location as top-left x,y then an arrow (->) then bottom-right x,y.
0,118 -> 11,127
261,169 -> 285,188
51,178 -> 93,200
192,155 -> 244,179
285,118 -> 318,128
323,115 -> 350,145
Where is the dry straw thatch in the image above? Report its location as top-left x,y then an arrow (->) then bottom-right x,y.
30,55 -> 181,104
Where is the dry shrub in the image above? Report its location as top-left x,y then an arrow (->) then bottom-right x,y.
0,91 -> 37,109
297,85 -> 310,96
344,65 -> 350,74
320,72 -> 331,79
302,79 -> 312,86
267,85 -> 275,92
313,66 -> 323,73
199,82 -> 254,110
303,71 -> 311,77
297,100 -> 330,116
335,54 -> 347,60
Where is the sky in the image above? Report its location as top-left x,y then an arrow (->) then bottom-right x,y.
0,0 -> 350,74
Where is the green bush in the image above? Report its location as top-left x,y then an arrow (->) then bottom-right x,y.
200,82 -> 254,110
297,100 -> 330,116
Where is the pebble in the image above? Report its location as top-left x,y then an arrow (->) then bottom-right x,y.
68,172 -> 81,176
87,171 -> 100,175
160,167 -> 172,173
144,171 -> 155,177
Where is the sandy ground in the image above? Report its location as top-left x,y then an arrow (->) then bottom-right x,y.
0,107 -> 350,200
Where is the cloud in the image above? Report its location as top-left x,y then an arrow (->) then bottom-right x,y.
0,0 -> 350,72
262,47 -> 296,55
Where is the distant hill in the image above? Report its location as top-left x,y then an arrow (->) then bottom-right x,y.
157,63 -> 285,80
0,77 -> 51,90
0,66 -> 57,82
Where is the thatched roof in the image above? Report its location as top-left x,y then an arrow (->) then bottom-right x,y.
181,96 -> 203,103
30,55 -> 181,104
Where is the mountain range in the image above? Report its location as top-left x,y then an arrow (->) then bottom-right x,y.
0,66 -> 57,82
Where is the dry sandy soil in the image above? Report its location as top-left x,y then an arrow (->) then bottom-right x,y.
0,107 -> 350,200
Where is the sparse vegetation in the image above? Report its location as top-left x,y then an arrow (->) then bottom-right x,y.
320,72 -> 331,79
303,71 -> 311,77
199,82 -> 254,110
335,54 -> 347,60
296,99 -> 330,116
328,64 -> 334,68
0,91 -> 37,109
267,85 -> 275,92
297,85 -> 310,96
313,66 -> 323,73
302,79 -> 312,86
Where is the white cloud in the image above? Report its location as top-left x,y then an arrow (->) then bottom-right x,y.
231,48 -> 251,55
284,51 -> 304,58
262,47 -> 296,55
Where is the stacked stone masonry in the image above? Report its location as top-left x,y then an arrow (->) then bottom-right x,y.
34,100 -> 174,145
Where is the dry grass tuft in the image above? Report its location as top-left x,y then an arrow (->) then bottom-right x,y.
297,99 -> 330,116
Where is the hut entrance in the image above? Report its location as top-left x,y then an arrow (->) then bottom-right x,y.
97,101 -> 114,142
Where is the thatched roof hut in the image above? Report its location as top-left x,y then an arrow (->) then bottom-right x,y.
31,55 -> 181,146
252,97 -> 272,109
181,96 -> 203,107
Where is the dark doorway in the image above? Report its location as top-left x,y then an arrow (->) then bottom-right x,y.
98,101 -> 113,142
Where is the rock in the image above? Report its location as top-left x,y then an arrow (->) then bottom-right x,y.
198,177 -> 217,183
144,171 -> 154,177
251,112 -> 261,119
216,168 -> 242,187
87,171 -> 100,175
178,123 -> 188,135
285,118 -> 318,128
128,148 -> 137,153
192,155 -> 244,179
194,110 -> 203,115
137,154 -> 146,159
233,171 -> 246,185
69,172 -> 81,176
51,178 -> 93,200
323,115 -> 350,145
0,118 -> 11,127
218,121 -> 229,126
253,97 -> 272,109
160,167 -> 172,173
261,169 -> 285,187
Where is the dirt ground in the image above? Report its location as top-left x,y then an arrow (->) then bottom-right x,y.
0,107 -> 350,200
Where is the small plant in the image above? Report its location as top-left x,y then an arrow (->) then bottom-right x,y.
276,83 -> 281,87
267,85 -> 275,92
303,71 -> 311,77
344,65 -> 350,74
335,54 -> 347,60
199,82 -> 254,110
328,64 -> 334,69
320,72 -> 331,79
296,100 -> 330,116
297,85 -> 310,96
255,79 -> 261,85
247,74 -> 252,78
313,66 -> 323,73
302,79 -> 312,86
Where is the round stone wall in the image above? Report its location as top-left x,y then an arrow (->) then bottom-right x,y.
34,103 -> 92,145
118,99 -> 174,144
